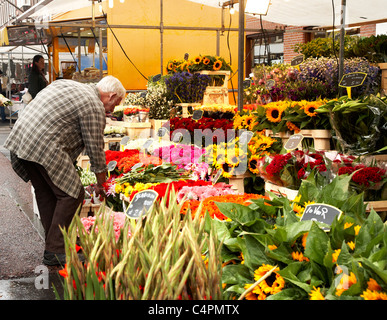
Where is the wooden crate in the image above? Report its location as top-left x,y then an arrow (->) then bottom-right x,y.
79,203 -> 101,218
77,155 -> 90,169
266,129 -> 332,151
203,87 -> 229,105
104,137 -> 122,150
378,63 -> 387,96
228,173 -> 251,194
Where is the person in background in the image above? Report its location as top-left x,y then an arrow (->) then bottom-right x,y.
0,70 -> 6,122
4,76 -> 126,266
28,55 -> 48,99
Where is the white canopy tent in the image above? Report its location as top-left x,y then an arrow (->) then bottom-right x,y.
187,0 -> 387,28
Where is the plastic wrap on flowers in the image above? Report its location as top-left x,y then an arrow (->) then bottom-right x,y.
320,95 -> 387,156
256,150 -> 333,190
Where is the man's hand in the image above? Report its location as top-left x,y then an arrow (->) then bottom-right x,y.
94,171 -> 107,198
94,183 -> 106,199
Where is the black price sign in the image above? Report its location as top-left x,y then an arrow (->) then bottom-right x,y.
339,72 -> 367,88
284,134 -> 304,151
291,54 -> 304,67
300,203 -> 342,231
152,74 -> 162,83
192,109 -> 204,121
125,190 -> 158,219
243,79 -> 251,89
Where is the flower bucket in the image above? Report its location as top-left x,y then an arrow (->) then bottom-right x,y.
124,114 -> 138,123
138,111 -> 149,123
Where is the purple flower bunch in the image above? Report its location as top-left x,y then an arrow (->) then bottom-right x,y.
164,72 -> 211,103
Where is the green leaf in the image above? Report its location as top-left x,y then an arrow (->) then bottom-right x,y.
242,235 -> 275,271
266,288 -> 307,300
285,220 -> 313,243
359,258 -> 387,284
222,264 -> 252,285
354,210 -> 384,257
278,262 -> 313,292
215,202 -> 257,225
304,223 -> 329,265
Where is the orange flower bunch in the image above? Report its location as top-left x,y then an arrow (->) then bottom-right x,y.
117,154 -> 162,173
181,194 -> 269,220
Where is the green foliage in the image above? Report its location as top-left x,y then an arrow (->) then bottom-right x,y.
58,191 -> 223,300
210,174 -> 387,300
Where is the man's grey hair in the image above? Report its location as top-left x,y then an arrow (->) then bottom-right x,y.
96,75 -> 126,99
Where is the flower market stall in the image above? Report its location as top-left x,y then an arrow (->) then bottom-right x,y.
62,46 -> 387,301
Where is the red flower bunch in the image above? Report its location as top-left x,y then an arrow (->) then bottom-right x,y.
258,150 -> 329,189
265,153 -> 292,176
105,149 -> 139,164
169,117 -> 233,134
338,165 -> 386,188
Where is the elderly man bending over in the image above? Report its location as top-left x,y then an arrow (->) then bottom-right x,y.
5,75 -> 126,266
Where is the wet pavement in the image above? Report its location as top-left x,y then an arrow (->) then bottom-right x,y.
0,120 -> 63,300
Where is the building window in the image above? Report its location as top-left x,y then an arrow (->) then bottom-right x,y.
248,31 -> 284,67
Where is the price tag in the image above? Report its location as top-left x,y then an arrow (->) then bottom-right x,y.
339,72 -> 367,99
143,138 -> 154,151
243,79 -> 251,89
152,74 -> 162,83
125,190 -> 158,219
131,163 -> 143,170
265,79 -> 275,90
284,134 -> 304,151
192,109 -> 204,121
172,132 -> 183,144
212,168 -> 223,185
107,161 -> 117,171
157,126 -> 168,138
291,54 -> 304,67
239,131 -> 254,146
300,203 -> 342,231
120,136 -> 130,146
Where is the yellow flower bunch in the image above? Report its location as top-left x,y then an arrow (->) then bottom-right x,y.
195,104 -> 237,114
205,141 -> 247,178
233,113 -> 258,131
116,182 -> 159,198
166,55 -> 232,74
244,264 -> 285,300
